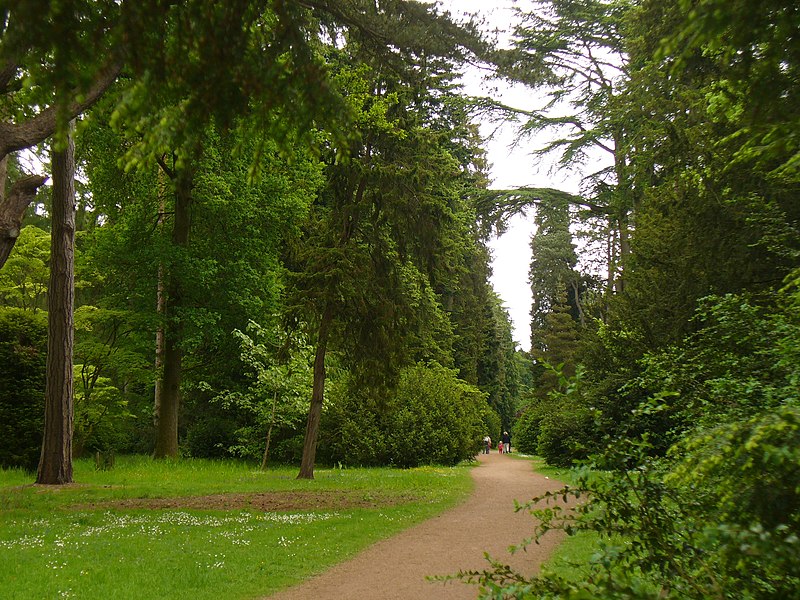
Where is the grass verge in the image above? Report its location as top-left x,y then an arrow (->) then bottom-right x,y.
510,453 -> 602,583
0,456 -> 473,599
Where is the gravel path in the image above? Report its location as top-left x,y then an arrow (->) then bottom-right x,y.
265,452 -> 568,599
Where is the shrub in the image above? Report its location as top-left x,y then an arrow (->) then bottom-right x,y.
536,398 -> 593,467
0,308 -> 47,471
480,405 -> 502,449
318,378 -> 391,466
385,363 -> 487,467
460,288 -> 800,598
322,363 -> 492,468
513,404 -> 543,455
463,407 -> 800,599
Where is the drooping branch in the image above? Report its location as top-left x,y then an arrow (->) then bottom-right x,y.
0,55 -> 121,270
475,186 -> 608,235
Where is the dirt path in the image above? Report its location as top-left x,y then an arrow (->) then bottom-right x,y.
265,452 -> 568,599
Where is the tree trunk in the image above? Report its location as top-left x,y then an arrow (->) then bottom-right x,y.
297,303 -> 334,479
260,388 -> 279,470
37,126 -> 76,485
616,211 -> 630,294
153,166 -> 193,459
153,170 -> 168,429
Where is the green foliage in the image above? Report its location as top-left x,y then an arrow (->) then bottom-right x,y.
667,0 -> 800,177
512,405 -> 542,455
460,1 -> 800,597
0,226 -> 50,312
72,368 -> 135,456
79,114 -> 324,457
0,308 -> 47,471
387,364 -> 487,467
481,407 -> 502,450
630,294 -> 800,432
536,366 -> 594,467
72,305 -> 153,455
465,404 -> 800,599
322,363 -> 493,468
209,321 -> 312,463
513,364 -> 594,464
462,286 -> 800,597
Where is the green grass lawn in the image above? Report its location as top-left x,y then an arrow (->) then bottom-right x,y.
0,456 -> 473,600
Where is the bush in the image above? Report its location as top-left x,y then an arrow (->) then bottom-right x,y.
513,404 -> 543,455
520,365 -> 595,466
184,414 -> 239,459
464,406 -> 800,599
318,379 -> 391,466
537,399 -> 593,467
460,287 -> 800,598
480,405 -> 502,449
322,363 -> 492,468
0,308 -> 47,471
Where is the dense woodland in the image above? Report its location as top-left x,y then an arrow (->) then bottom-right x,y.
1,0 -> 799,597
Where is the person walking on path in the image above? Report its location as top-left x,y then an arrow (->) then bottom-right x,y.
265,452 -> 570,600
502,431 -> 510,454
482,435 -> 491,454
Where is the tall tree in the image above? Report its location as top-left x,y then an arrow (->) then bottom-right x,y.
489,0 -> 632,296
151,154 -> 196,459
290,38 -> 487,478
36,123 -> 75,484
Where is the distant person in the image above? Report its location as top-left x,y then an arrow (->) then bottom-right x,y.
498,437 -> 504,454
483,435 -> 491,454
502,431 -> 510,454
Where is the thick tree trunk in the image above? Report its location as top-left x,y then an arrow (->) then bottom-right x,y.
297,303 -> 334,480
37,127 -> 76,485
153,167 -> 193,459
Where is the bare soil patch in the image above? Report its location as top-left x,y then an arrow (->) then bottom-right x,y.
72,490 -> 418,512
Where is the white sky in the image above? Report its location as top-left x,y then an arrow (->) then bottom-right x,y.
442,0 -> 583,351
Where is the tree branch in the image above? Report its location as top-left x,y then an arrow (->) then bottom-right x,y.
0,174 -> 49,268
0,58 -> 122,158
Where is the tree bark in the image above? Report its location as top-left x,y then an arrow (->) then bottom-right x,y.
0,162 -> 48,268
153,170 -> 168,429
152,166 -> 193,459
261,388 -> 280,470
297,302 -> 334,479
37,126 -> 76,485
